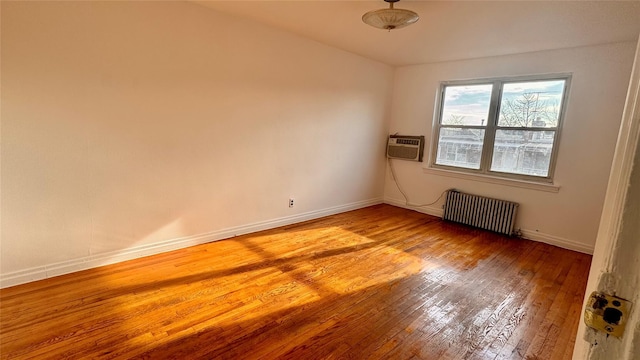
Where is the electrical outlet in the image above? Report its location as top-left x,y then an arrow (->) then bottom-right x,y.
289,198 -> 294,208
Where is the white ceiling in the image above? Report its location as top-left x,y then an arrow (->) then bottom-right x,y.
192,0 -> 640,66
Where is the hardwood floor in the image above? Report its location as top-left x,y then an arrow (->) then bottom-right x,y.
0,204 -> 592,359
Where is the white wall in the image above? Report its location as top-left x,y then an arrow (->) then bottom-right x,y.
0,1 -> 393,286
384,42 -> 637,253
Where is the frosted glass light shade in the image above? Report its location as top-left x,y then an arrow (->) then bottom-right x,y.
362,7 -> 419,30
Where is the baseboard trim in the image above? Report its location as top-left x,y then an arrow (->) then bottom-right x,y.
0,198 -> 383,289
384,197 -> 593,255
519,229 -> 593,255
383,197 -> 443,218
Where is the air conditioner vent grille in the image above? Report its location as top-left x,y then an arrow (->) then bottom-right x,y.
397,139 -> 420,146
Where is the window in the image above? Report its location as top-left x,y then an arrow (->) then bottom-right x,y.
432,75 -> 570,182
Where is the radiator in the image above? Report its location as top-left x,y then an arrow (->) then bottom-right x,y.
443,190 -> 519,236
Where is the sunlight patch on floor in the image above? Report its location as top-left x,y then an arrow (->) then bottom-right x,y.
109,226 -> 440,353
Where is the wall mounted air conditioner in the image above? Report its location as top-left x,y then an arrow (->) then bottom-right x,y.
387,135 -> 425,162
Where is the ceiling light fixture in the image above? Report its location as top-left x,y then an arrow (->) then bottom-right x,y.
362,0 -> 419,31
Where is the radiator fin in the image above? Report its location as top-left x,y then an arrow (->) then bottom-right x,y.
443,190 -> 518,236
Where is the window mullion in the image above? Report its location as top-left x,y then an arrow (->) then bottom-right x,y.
480,81 -> 502,173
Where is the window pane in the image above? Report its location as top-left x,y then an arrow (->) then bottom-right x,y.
436,128 -> 485,169
441,84 -> 493,126
490,130 -> 555,177
498,80 -> 565,128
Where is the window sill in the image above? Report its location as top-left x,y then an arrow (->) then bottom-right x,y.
422,167 -> 560,193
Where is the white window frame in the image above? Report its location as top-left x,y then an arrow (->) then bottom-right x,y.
428,74 -> 571,184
